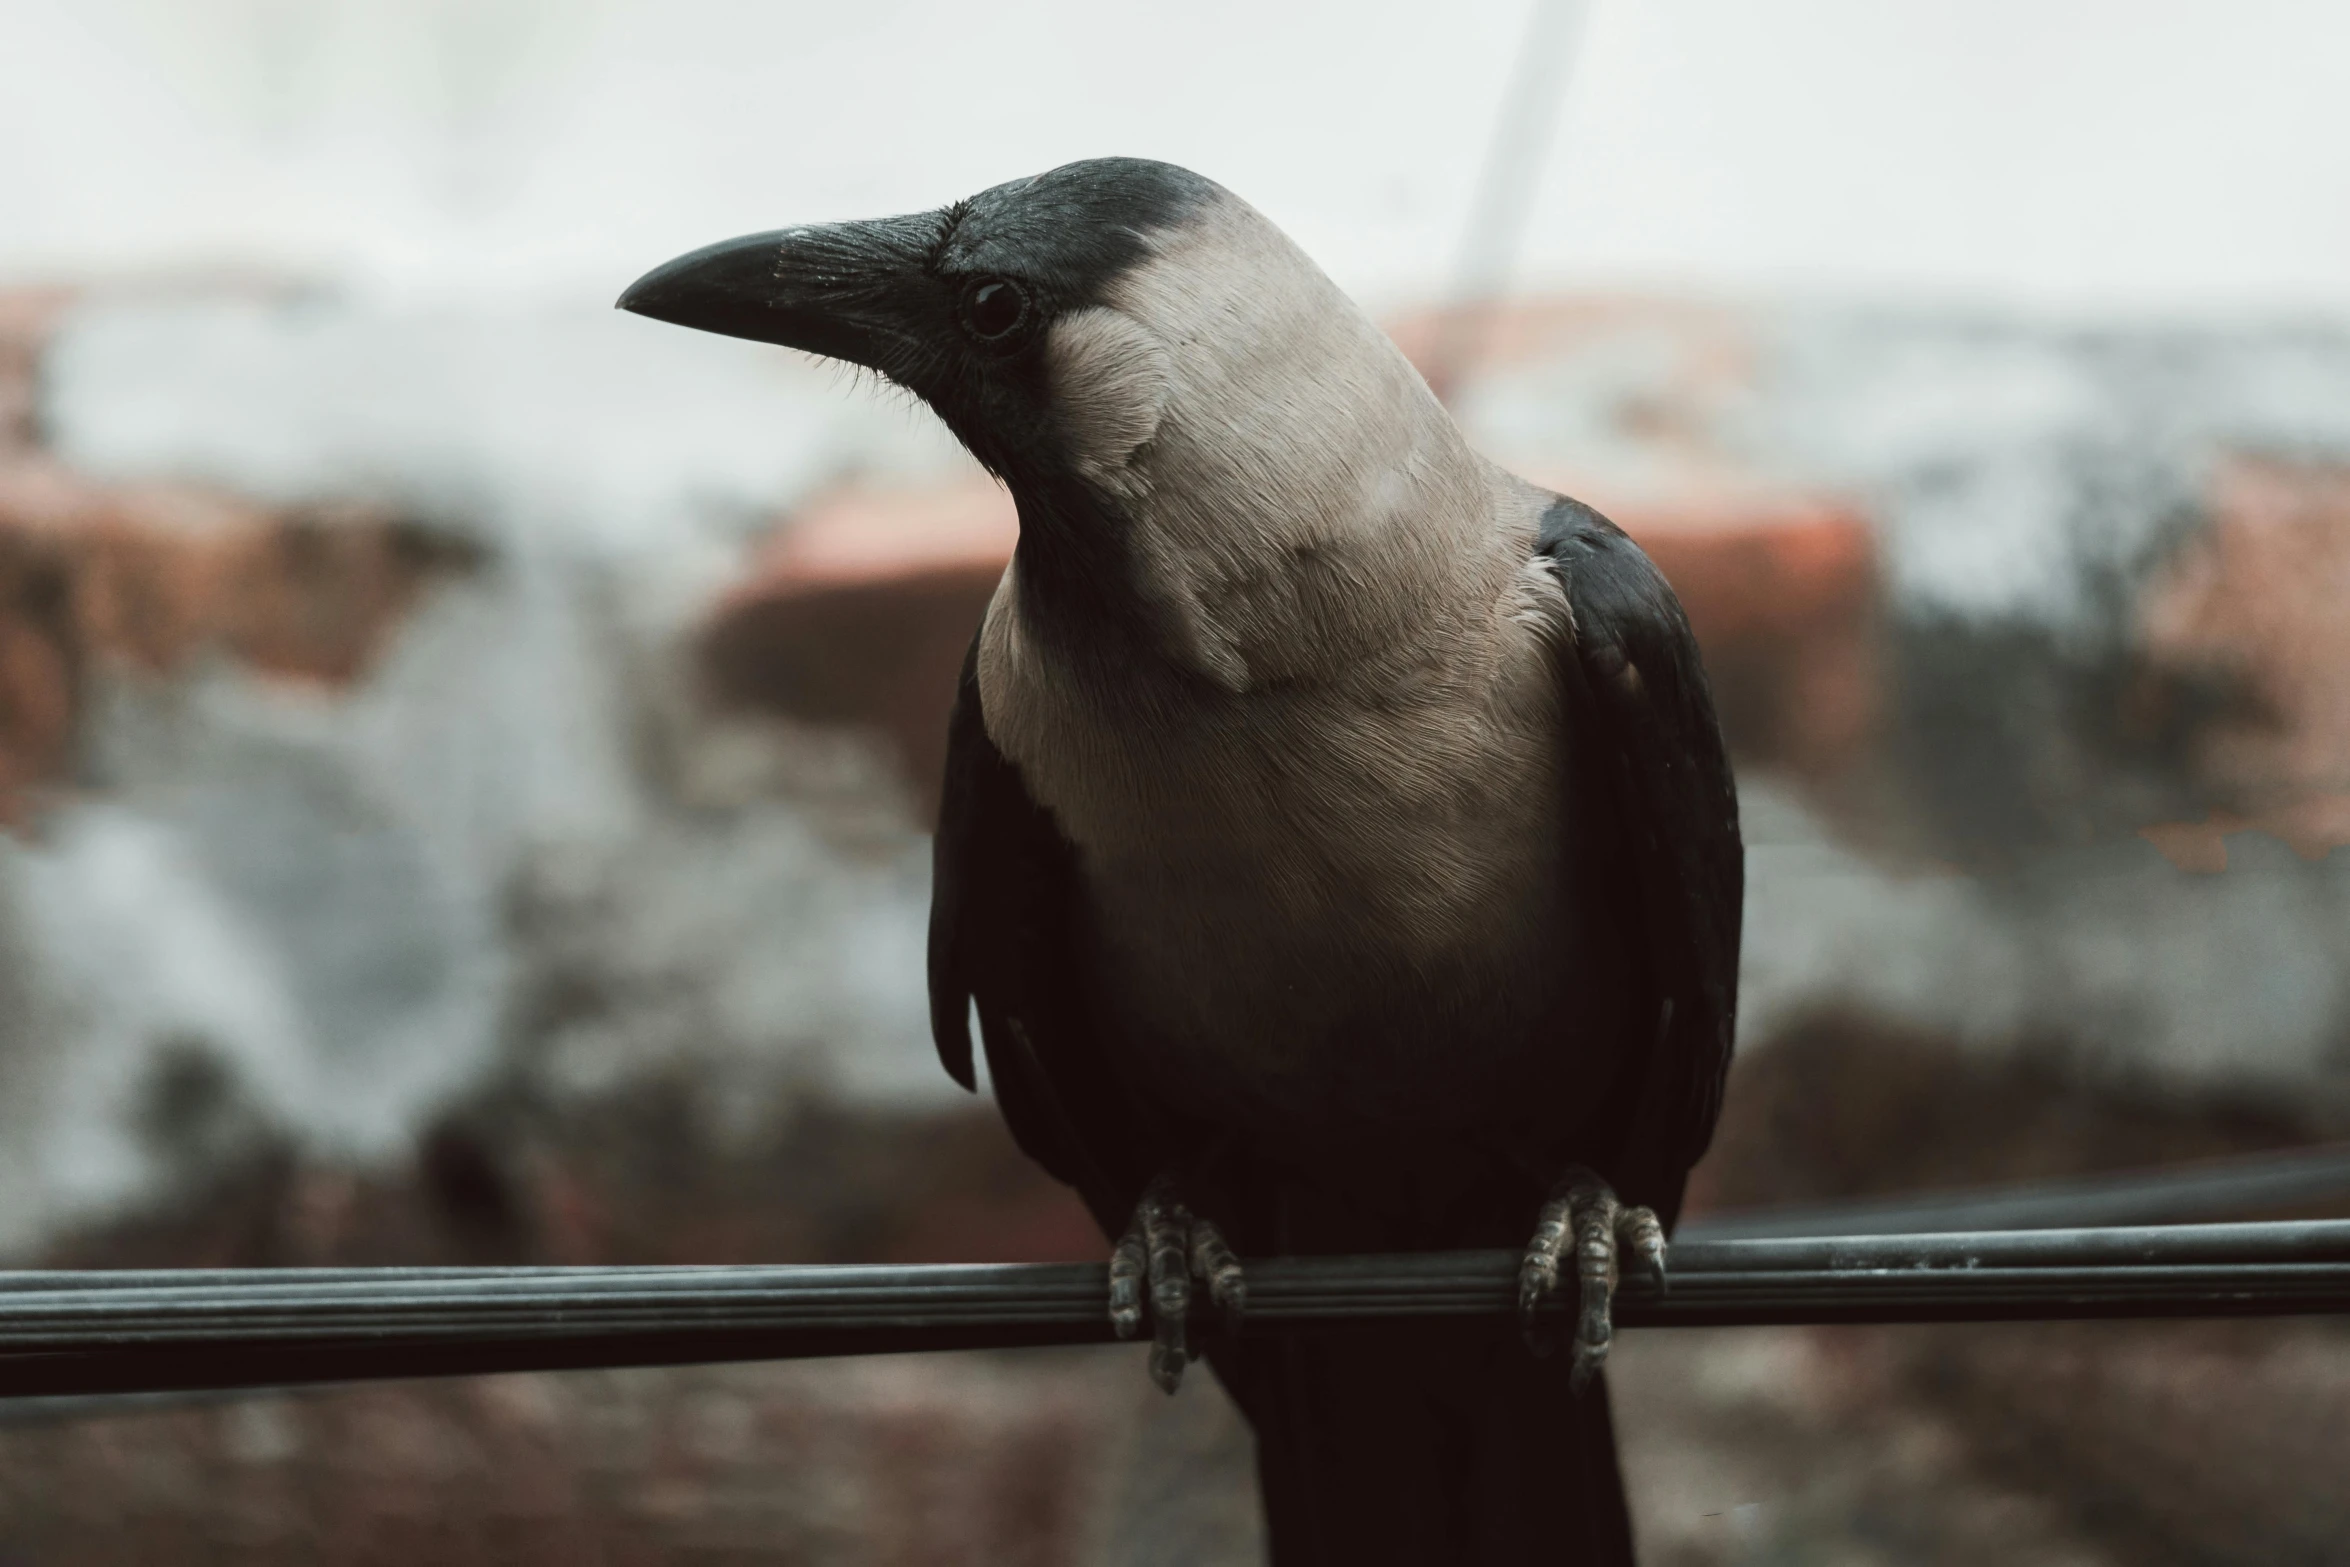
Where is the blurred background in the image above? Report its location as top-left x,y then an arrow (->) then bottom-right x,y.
3,0 -> 2350,1561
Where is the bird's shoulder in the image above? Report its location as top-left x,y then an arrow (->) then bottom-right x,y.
1528,489 -> 1744,1221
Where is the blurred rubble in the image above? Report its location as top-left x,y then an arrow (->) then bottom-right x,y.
0,1355 -> 1131,1567
1,277 -> 2349,1560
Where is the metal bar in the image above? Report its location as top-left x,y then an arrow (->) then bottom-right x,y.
1421,0 -> 1591,402
0,1220 -> 2344,1399
1681,1142 -> 2350,1240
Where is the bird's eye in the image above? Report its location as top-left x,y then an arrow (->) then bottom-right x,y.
961,277 -> 1029,342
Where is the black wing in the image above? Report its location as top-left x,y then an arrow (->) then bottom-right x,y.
927,635 -> 1150,1239
1538,496 -> 1744,1229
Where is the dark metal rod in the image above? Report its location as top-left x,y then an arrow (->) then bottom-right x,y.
1682,1143 -> 2350,1240
1422,0 -> 1590,402
0,1220 -> 2345,1399
1,1218 -> 2338,1303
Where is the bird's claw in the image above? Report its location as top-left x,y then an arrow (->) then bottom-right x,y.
1517,1168 -> 1664,1393
1109,1172 -> 1245,1393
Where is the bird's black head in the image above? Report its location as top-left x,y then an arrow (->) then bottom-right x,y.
623,157 -> 1458,681
617,157 -> 1218,482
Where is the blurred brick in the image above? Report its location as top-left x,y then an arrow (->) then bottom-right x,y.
1384,295 -> 1754,402
698,478 -> 1014,825
2138,454 -> 2350,869
0,288 -> 478,827
0,480 -> 472,823
1602,491 -> 1879,779
699,471 -> 1879,824
743,476 -> 1018,590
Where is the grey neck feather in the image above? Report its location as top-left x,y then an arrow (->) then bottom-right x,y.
1019,190 -> 1518,695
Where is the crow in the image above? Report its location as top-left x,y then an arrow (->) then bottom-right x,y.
621,157 -> 1742,1565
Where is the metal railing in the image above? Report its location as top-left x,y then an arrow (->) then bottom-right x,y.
3,1218 -> 2347,1400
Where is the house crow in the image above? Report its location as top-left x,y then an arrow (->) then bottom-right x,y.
621,157 -> 1743,1566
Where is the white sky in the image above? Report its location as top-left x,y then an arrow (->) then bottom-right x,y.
1,0 -> 2346,314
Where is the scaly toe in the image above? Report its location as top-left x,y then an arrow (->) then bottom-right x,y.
1108,1221 -> 1148,1341
1189,1216 -> 1246,1327
1518,1186 -> 1576,1353
1145,1194 -> 1193,1393
1572,1192 -> 1623,1386
1618,1204 -> 1667,1290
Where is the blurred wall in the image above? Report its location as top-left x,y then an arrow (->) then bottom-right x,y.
3,1 -> 2350,312
0,0 -> 2347,1257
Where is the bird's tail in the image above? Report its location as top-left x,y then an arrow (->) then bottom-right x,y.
1211,1322 -> 1635,1565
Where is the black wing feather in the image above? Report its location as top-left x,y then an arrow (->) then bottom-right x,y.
927,635 -> 1149,1237
1538,497 -> 1743,1226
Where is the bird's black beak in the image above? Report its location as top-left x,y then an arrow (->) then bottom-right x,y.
616,214 -> 939,374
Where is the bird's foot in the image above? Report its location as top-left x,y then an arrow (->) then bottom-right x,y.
1109,1172 -> 1245,1393
1517,1167 -> 1665,1392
